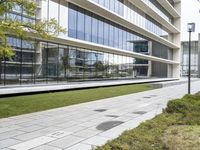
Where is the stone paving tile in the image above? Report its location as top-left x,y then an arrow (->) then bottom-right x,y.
31,145 -> 62,150
82,135 -> 110,146
63,125 -> 87,133
54,120 -> 79,128
73,129 -> 101,138
48,135 -> 84,149
79,121 -> 98,128
16,121 -> 43,128
0,138 -> 22,149
13,126 -> 63,141
65,143 -> 92,150
0,125 -> 21,134
9,136 -> 55,150
89,117 -> 112,124
13,131 -> 43,141
0,130 -> 25,140
18,125 -> 45,132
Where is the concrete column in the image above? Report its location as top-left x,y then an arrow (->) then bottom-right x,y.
147,41 -> 152,77
198,34 -> 200,77
172,1 -> 181,78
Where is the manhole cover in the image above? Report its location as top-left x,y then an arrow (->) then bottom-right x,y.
105,115 -> 119,118
94,109 -> 107,112
96,121 -> 124,131
133,111 -> 147,115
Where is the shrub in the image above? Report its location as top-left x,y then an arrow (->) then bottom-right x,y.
96,92 -> 200,150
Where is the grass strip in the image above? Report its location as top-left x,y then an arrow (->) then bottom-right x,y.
0,84 -> 153,118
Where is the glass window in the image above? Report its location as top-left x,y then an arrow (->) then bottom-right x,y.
109,23 -> 114,47
109,0 -> 115,12
92,14 -> 98,43
119,27 -> 123,49
59,1 -> 68,38
98,18 -> 104,44
127,32 -> 132,51
49,0 -> 59,32
122,29 -> 127,50
41,0 -> 48,20
105,0 -> 110,9
114,0 -> 119,14
119,0 -> 124,16
68,4 -> 77,38
85,12 -> 92,42
77,7 -> 85,40
99,0 -> 104,6
114,25 -> 119,48
103,21 -> 109,46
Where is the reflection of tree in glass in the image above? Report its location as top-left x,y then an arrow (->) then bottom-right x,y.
61,51 -> 70,78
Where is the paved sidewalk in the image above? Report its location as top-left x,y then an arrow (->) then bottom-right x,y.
0,80 -> 200,150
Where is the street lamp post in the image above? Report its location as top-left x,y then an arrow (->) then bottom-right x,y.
187,23 -> 195,94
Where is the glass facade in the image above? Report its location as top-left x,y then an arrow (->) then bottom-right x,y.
181,42 -> 199,77
0,0 -> 179,86
91,0 -> 168,36
68,3 -> 149,53
0,40 -> 150,85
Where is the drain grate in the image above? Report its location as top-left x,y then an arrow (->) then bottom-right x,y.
105,115 -> 119,118
143,96 -> 151,99
133,111 -> 147,115
96,121 -> 124,131
150,95 -> 157,97
94,109 -> 107,112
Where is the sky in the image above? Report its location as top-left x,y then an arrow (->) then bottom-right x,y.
181,0 -> 200,41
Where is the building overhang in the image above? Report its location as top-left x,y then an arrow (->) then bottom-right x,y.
32,33 -> 179,65
156,0 -> 180,18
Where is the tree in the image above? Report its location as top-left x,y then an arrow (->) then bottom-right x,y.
0,0 -> 66,82
61,52 -> 70,78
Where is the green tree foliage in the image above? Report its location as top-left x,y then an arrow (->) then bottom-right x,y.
0,0 -> 66,60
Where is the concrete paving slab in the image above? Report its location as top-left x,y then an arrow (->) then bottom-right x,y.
0,130 -> 25,141
31,145 -> 61,150
9,136 -> 55,150
47,135 -> 84,149
82,135 -> 110,146
64,143 -> 92,150
0,138 -> 22,149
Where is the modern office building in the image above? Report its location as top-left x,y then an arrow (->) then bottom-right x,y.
0,0 -> 181,86
181,0 -> 200,77
181,34 -> 200,77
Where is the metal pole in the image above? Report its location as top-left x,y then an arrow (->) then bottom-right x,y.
188,31 -> 191,94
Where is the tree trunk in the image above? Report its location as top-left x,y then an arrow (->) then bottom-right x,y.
64,67 -> 66,78
0,59 -> 2,84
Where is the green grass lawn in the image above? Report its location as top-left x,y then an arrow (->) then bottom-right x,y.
0,84 -> 154,119
96,93 -> 200,150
